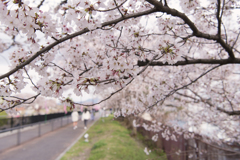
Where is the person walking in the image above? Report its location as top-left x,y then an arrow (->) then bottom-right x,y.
91,107 -> 95,121
71,109 -> 79,130
82,108 -> 90,129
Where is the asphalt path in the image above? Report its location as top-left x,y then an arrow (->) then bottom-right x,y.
0,113 -> 100,160
0,116 -> 71,152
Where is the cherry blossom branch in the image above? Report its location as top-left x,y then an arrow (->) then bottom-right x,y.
139,32 -> 177,38
217,107 -> 240,115
74,55 -> 158,106
138,57 -> 240,67
60,0 -> 67,5
116,27 -> 123,47
106,44 -> 154,53
225,6 -> 240,10
232,31 -> 240,49
79,67 -> 93,76
145,0 -> 235,59
221,22 -> 228,42
37,0 -> 45,8
221,80 -> 234,111
48,62 -> 73,77
164,0 -> 168,7
146,65 -> 221,110
217,0 -> 222,37
0,7 -> 157,80
175,91 -> 201,102
54,0 -> 68,12
113,0 -> 124,17
62,79 -> 73,86
0,93 -> 41,112
94,0 -> 127,12
187,88 -> 213,106
146,0 -> 214,39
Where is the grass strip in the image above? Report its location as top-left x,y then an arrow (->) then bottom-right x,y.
61,115 -> 167,160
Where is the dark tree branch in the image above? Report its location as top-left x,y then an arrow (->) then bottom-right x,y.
63,79 -> 73,86
164,0 -> 168,7
217,107 -> 240,115
217,0 -> 221,37
138,57 -> 240,67
113,0 -> 124,17
37,0 -> 45,8
79,67 -> 93,76
60,0 -> 67,5
51,36 -> 59,42
220,0 -> 225,20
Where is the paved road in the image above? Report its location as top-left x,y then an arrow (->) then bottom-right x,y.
0,116 -> 71,152
0,113 -> 99,160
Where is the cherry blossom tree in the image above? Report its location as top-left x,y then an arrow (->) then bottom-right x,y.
0,0 -> 240,145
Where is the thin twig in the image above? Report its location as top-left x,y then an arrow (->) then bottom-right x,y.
48,62 -> 73,77
37,0 -> 45,8
1,93 -> 41,112
113,0 -> 124,17
145,64 -> 221,110
94,0 -> 127,12
116,27 -> 123,47
23,67 -> 39,90
74,55 -> 158,106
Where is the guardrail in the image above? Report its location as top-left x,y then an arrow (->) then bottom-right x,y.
0,112 -> 81,133
0,114 -> 76,152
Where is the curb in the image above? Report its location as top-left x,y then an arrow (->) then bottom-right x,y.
55,118 -> 99,160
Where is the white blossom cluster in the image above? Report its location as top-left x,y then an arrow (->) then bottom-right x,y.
144,147 -> 151,155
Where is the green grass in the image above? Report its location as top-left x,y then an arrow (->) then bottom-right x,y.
61,116 -> 167,160
0,111 -> 7,117
0,111 -> 8,127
